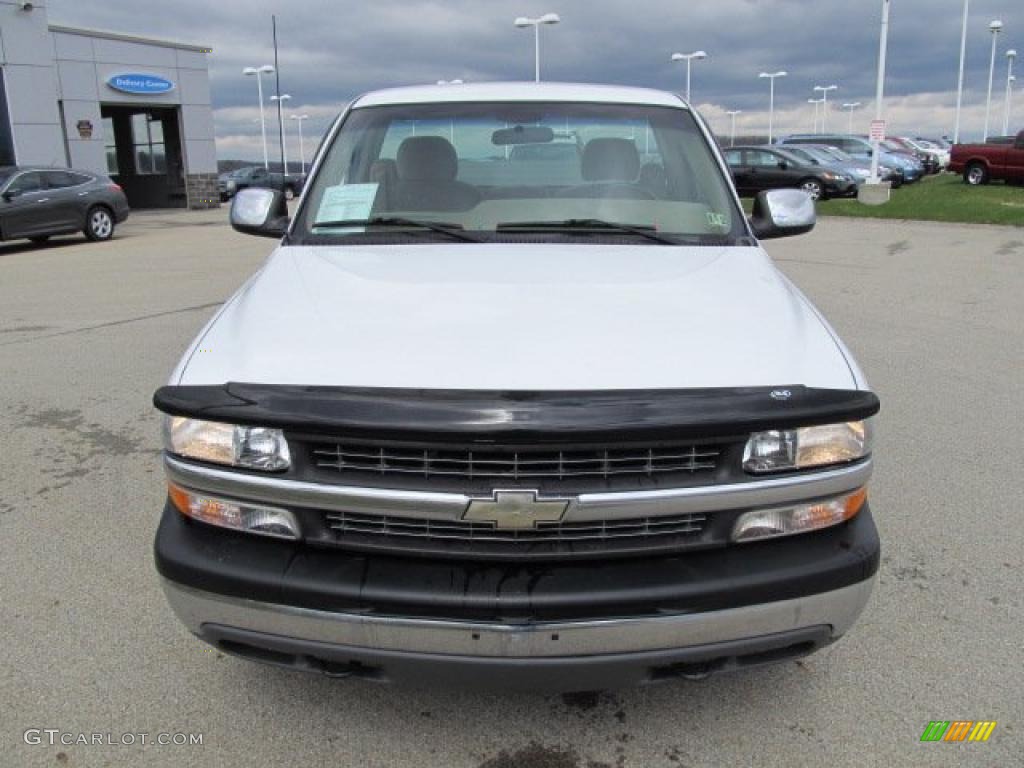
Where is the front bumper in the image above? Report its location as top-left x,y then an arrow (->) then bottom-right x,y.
826,179 -> 859,198
156,501 -> 879,689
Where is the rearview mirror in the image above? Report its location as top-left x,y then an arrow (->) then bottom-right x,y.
492,125 -> 555,146
230,187 -> 289,239
749,188 -> 815,240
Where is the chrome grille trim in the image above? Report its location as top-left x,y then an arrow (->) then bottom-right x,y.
163,455 -> 873,523
324,510 -> 707,544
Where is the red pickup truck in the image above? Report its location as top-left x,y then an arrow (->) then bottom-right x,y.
950,130 -> 1024,185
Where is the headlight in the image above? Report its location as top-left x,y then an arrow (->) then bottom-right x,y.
163,416 -> 291,471
742,420 -> 873,474
226,180 -> 237,189
731,487 -> 867,542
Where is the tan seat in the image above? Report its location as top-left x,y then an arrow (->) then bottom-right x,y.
390,136 -> 480,212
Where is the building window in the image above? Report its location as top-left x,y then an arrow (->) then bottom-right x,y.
104,117 -> 119,175
132,113 -> 166,175
0,68 -> 15,166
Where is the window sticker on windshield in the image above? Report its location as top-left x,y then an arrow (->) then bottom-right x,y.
705,211 -> 728,230
314,183 -> 378,226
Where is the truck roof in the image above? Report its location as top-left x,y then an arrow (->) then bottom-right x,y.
352,81 -> 689,109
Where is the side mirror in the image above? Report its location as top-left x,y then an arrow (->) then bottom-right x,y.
749,188 -> 816,240
778,160 -> 789,170
3,189 -> 21,201
230,187 -> 289,239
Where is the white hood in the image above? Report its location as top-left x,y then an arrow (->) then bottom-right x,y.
175,243 -> 857,391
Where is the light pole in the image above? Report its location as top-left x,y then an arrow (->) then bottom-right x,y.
808,98 -> 824,133
868,0 -> 891,186
437,79 -> 463,141
514,13 -> 560,82
1004,50 -> 1018,136
813,85 -> 838,132
726,110 -> 741,146
1008,75 -> 1018,134
270,94 -> 291,175
289,114 -> 309,175
671,51 -> 707,102
759,71 -> 787,143
984,20 -> 1004,141
954,0 -> 970,143
243,65 -> 275,169
842,102 -> 862,134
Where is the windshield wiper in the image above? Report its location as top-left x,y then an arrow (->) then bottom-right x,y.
496,218 -> 681,245
311,216 -> 481,242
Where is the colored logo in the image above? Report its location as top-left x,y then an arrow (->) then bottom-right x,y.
920,721 -> 997,743
106,73 -> 175,95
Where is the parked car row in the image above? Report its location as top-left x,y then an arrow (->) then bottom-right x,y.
0,166 -> 129,245
779,134 -> 927,183
780,144 -> 903,188
724,146 -> 858,200
885,136 -> 949,173
218,166 -> 306,201
723,131 -> 963,200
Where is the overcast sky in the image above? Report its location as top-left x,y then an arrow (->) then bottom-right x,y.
50,0 -> 1022,160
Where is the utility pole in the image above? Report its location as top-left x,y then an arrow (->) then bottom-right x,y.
953,0 -> 969,143
869,0 -> 890,184
272,15 -> 285,174
726,110 -> 741,146
1005,50 -> 1018,136
984,21 -> 1004,141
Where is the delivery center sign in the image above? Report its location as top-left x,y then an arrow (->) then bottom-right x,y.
106,73 -> 175,96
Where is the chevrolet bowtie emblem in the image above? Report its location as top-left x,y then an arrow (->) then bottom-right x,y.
463,491 -> 571,530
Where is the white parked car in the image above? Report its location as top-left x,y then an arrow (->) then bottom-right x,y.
901,137 -> 951,169
154,82 -> 880,691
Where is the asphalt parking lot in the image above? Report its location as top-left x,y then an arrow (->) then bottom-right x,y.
1,209 -> 1021,767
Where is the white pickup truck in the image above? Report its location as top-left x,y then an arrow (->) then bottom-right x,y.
154,82 -> 879,691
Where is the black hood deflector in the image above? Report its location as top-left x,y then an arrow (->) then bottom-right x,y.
153,384 -> 879,442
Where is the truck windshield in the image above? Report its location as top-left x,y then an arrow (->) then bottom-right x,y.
293,101 -> 745,244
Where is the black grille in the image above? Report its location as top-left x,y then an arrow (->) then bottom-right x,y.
309,440 -> 721,491
324,510 -> 707,544
302,437 -> 731,556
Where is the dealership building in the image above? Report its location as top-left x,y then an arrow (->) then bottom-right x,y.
0,0 -> 218,208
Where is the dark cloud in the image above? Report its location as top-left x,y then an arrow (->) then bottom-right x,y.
49,0 -> 1022,156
